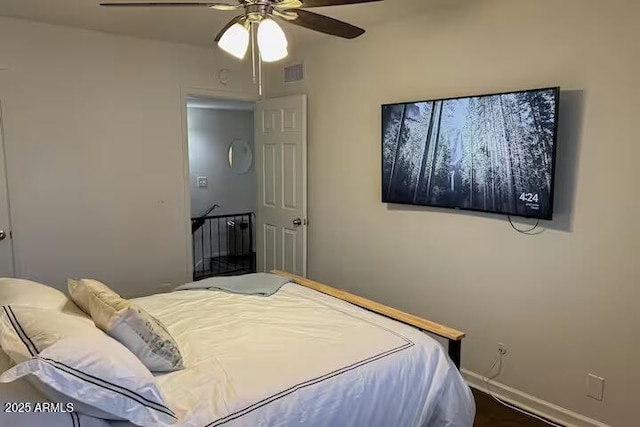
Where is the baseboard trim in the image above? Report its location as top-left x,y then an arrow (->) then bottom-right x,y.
461,369 -> 610,427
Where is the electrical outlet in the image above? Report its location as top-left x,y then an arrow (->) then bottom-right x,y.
587,374 -> 604,401
197,176 -> 208,188
497,342 -> 508,355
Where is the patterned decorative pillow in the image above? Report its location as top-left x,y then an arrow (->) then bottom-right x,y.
67,279 -> 183,372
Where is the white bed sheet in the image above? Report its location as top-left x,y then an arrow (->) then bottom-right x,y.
127,282 -> 475,427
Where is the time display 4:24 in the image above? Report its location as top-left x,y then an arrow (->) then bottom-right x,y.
519,193 -> 539,203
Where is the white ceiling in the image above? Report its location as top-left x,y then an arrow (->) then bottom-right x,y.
0,0 -> 442,48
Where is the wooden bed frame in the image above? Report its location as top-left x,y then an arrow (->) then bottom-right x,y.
271,270 -> 466,369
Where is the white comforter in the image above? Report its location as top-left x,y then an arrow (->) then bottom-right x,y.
128,282 -> 474,427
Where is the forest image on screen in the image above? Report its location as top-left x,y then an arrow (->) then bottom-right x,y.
382,88 -> 558,219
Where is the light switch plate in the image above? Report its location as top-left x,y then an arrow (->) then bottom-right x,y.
586,374 -> 604,401
197,176 -> 208,188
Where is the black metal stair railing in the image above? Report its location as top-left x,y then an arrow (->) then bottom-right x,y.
191,203 -> 220,234
191,212 -> 256,280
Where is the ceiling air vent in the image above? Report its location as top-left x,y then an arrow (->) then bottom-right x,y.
284,63 -> 305,83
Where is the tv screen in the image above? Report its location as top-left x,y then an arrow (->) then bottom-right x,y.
382,87 -> 560,220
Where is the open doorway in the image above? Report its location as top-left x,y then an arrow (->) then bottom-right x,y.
186,96 -> 257,280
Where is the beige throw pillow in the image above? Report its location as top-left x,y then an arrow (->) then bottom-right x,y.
67,279 -> 183,372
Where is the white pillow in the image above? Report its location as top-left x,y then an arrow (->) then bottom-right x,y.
68,279 -> 184,372
0,305 -> 177,426
0,305 -> 95,365
0,348 -> 111,427
0,278 -> 71,310
0,305 -> 117,420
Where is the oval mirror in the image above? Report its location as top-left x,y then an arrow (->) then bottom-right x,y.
228,139 -> 253,174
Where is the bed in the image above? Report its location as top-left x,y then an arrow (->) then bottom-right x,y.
0,272 -> 475,426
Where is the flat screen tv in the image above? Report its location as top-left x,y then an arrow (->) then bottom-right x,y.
382,87 -> 560,220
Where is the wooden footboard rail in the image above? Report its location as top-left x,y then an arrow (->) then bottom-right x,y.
271,270 -> 466,369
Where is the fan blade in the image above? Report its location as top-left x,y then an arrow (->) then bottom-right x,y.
100,2 -> 240,11
299,0 -> 382,8
214,15 -> 245,42
273,8 -> 298,21
287,10 -> 364,39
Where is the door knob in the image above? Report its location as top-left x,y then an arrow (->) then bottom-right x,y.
292,218 -> 307,228
0,230 -> 6,241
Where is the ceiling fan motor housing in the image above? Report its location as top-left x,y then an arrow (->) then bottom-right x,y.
245,2 -> 274,23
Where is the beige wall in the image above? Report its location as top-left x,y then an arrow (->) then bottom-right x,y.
0,17 -> 255,297
266,0 -> 639,425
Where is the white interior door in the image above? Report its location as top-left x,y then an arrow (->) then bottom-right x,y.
0,101 -> 14,276
255,94 -> 307,276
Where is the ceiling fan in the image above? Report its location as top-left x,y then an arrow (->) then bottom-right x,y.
100,0 -> 383,62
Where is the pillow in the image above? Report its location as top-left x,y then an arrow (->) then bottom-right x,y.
0,306 -> 177,426
0,278 -> 74,311
0,305 -> 96,365
0,348 -> 111,427
0,305 -> 132,420
68,279 -> 183,372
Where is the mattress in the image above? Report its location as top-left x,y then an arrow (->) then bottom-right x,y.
122,282 -> 476,426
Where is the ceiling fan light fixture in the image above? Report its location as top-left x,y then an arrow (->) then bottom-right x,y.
257,18 -> 289,63
218,22 -> 250,60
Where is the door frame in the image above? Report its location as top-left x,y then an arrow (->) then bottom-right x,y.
180,87 -> 259,282
0,100 -> 16,276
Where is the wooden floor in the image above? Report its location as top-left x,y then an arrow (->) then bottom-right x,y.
473,389 -> 551,427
